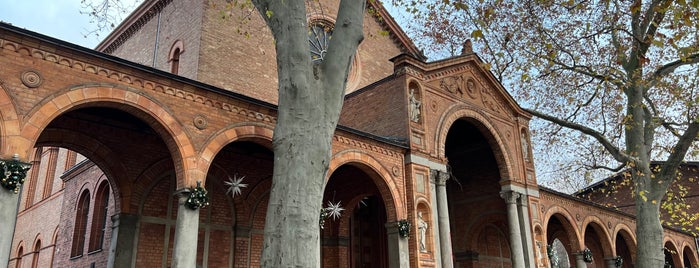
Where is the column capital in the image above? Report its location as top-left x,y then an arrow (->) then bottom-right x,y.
500,190 -> 521,204
430,169 -> 450,185
604,256 -> 622,268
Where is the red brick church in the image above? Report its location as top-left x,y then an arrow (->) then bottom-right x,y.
0,0 -> 697,267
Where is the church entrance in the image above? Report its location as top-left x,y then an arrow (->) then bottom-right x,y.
444,118 -> 511,268
321,164 -> 389,268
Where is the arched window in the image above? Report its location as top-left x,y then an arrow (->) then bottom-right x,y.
25,147 -> 43,208
15,246 -> 23,268
71,191 -> 90,257
168,40 -> 184,75
88,181 -> 110,252
549,238 -> 571,268
31,240 -> 41,268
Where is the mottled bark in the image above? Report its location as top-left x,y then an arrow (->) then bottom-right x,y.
249,0 -> 365,266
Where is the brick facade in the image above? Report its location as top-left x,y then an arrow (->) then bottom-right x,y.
2,0 -> 698,267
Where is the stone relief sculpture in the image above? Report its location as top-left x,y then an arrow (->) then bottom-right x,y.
409,88 -> 421,123
439,75 -> 464,97
418,212 -> 428,252
521,131 -> 530,162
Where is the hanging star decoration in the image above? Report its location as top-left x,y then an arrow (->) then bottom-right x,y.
319,201 -> 345,229
325,201 -> 344,220
225,174 -> 247,198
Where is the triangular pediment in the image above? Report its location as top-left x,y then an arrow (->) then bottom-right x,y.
395,54 -> 529,120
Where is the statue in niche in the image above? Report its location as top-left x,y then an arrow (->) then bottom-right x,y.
521,131 -> 530,162
409,88 -> 421,123
417,212 -> 428,252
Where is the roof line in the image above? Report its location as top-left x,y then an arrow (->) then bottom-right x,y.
539,186 -> 695,236
1,22 -> 404,148
369,1 -> 426,61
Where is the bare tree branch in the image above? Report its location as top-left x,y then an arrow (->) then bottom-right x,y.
650,53 -> 699,83
524,108 -> 630,163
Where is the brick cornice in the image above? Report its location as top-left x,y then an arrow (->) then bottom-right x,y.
0,37 -> 278,125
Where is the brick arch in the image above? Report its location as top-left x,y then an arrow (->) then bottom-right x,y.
613,224 -> 637,246
75,183 -> 93,209
581,216 -> 614,256
613,224 -> 637,264
31,233 -> 42,249
22,85 -> 194,189
51,227 -> 59,245
543,208 -> 583,252
464,211 -> 509,249
434,104 -> 513,180
15,240 -> 25,256
682,243 -> 698,267
0,83 -> 26,159
199,123 -> 274,185
664,238 -> 682,266
327,149 -> 404,221
36,128 -> 127,213
130,158 -> 177,214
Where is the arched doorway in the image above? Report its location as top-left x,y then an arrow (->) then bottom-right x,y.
665,241 -> 681,268
444,118 -> 510,267
212,140 -> 273,267
546,214 -> 577,268
583,223 -> 609,268
29,105 -> 182,267
321,164 -> 390,268
549,238 -> 571,268
615,230 -> 635,268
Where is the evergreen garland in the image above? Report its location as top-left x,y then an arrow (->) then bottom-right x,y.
615,256 -> 623,267
397,219 -> 410,238
0,156 -> 31,194
582,248 -> 593,263
185,181 -> 210,210
319,208 -> 329,229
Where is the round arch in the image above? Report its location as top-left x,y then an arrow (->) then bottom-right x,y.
581,216 -> 614,256
199,123 -> 274,185
22,84 -> 194,188
0,83 -> 25,159
613,224 -> 637,246
327,149 -> 404,221
682,243 -> 698,268
464,211 -> 509,249
543,208 -> 583,252
36,129 -> 127,213
434,105 -> 513,181
613,224 -> 637,265
664,238 -> 682,267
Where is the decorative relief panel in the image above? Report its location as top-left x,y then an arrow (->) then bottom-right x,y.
429,69 -> 513,119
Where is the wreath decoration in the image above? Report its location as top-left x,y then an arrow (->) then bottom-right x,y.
185,181 -> 210,210
615,256 -> 623,267
0,155 -> 32,194
582,248 -> 593,263
397,219 -> 411,238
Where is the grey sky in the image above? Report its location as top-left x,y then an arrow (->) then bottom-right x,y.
0,0 -> 133,48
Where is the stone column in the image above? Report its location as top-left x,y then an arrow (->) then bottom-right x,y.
385,222 -> 410,268
0,190 -> 19,267
517,195 -> 536,267
171,189 -> 201,268
573,252 -> 587,268
428,177 -> 443,266
501,191 -> 526,268
604,256 -> 618,268
107,213 -> 139,268
433,170 -> 453,268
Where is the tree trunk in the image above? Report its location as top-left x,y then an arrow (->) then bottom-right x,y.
635,194 -> 665,268
253,0 -> 365,266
